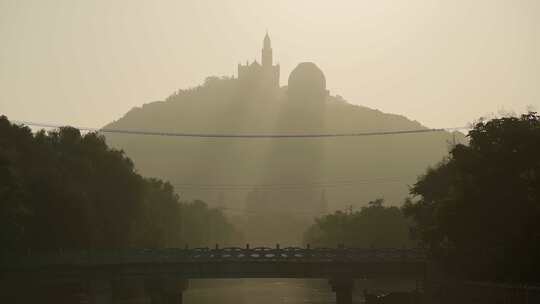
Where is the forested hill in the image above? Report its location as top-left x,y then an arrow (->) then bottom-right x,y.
104,75 -> 463,221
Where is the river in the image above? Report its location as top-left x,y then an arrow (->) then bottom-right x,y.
184,278 -> 417,304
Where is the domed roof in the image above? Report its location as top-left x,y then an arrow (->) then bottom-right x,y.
288,62 -> 326,93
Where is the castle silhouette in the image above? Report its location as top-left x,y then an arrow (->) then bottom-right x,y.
237,32 -> 280,89
237,33 -> 328,105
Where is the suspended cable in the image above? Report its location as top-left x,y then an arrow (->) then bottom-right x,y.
171,177 -> 414,191
219,206 -> 325,216
13,120 -> 468,139
172,176 -> 411,188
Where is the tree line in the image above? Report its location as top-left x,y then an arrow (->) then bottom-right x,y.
303,199 -> 412,248
3,112 -> 539,284
0,116 -> 238,253
305,113 -> 540,283
404,112 -> 540,283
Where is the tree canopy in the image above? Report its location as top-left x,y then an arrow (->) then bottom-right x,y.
0,116 -> 237,253
303,199 -> 413,248
403,113 -> 540,282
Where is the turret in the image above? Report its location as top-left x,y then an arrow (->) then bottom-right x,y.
262,32 -> 273,68
238,32 -> 280,89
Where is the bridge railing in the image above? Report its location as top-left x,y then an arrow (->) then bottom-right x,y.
1,247 -> 426,269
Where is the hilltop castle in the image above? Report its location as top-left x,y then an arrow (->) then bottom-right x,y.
237,33 -> 280,89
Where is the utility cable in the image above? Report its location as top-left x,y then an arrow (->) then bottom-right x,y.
13,120 -> 468,139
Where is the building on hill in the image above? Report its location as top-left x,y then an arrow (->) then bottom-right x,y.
288,62 -> 329,105
237,32 -> 280,89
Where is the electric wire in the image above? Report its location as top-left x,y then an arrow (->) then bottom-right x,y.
171,177 -> 412,191
13,120 -> 468,139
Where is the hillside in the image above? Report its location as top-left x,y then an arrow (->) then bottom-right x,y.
104,66 -> 463,244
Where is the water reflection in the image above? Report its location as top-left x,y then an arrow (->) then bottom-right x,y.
185,278 -> 418,304
185,279 -> 353,304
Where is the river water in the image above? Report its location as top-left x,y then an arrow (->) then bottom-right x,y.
185,279 -> 341,304
184,278 -> 416,304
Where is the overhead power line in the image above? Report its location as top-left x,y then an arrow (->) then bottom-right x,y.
219,206 -> 325,216
13,120 -> 468,139
172,176 -> 411,187
171,177 -> 412,191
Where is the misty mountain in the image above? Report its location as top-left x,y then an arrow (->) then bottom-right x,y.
103,69 -> 462,244
103,40 -> 463,244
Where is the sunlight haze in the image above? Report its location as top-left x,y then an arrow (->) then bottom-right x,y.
2,2 -> 540,303
1,0 -> 539,128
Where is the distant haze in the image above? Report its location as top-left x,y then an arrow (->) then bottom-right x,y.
1,0 -> 539,128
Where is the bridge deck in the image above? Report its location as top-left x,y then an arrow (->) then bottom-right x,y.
1,247 -> 426,280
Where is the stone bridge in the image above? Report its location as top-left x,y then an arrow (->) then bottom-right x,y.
1,246 -> 426,304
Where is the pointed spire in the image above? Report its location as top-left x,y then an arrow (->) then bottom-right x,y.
263,31 -> 271,49
262,31 -> 273,68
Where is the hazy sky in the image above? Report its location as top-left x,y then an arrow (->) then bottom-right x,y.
1,0 -> 539,129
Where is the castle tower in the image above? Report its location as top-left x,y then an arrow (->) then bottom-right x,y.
237,32 -> 280,89
262,32 -> 273,68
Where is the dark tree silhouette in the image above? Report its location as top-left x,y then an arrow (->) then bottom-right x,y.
304,199 -> 413,248
0,116 -> 237,253
403,113 -> 540,282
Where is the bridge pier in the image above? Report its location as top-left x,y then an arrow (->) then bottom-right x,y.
329,278 -> 354,304
146,277 -> 189,304
86,279 -> 113,304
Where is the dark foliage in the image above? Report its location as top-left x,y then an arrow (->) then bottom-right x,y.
303,199 -> 413,248
0,116 -> 237,252
403,113 -> 540,282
